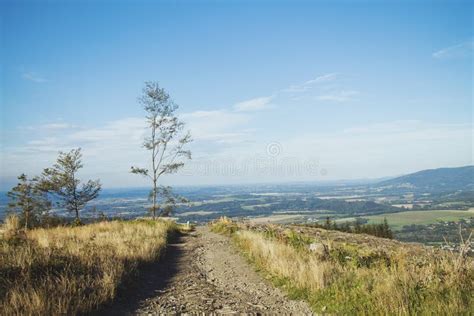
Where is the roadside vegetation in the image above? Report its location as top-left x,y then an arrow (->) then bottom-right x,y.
211,217 -> 473,314
0,216 -> 177,315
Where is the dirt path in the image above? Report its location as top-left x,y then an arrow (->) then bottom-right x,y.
103,226 -> 311,315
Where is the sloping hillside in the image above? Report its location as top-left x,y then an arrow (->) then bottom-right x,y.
378,166 -> 474,191
211,218 -> 473,314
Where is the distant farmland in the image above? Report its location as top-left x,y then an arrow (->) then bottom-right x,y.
365,208 -> 474,230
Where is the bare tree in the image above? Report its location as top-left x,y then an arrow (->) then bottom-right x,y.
41,148 -> 101,222
131,82 -> 191,219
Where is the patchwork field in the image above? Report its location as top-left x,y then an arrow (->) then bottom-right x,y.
249,214 -> 305,224
365,208 -> 474,230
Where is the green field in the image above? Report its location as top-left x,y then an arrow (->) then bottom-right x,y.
241,203 -> 274,211
365,208 -> 474,230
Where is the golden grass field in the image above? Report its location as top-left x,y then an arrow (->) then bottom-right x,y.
0,216 -> 177,315
211,217 -> 474,314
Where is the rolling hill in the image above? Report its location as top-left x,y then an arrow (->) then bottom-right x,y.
378,166 -> 474,192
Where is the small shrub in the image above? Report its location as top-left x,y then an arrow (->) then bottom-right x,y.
2,214 -> 21,239
210,216 -> 239,235
283,229 -> 313,250
39,214 -> 68,228
179,221 -> 195,233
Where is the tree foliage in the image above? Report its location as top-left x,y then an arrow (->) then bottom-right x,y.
131,82 -> 192,218
41,148 -> 101,221
311,217 -> 393,239
7,174 -> 51,229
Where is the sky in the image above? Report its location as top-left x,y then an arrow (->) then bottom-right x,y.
0,0 -> 472,190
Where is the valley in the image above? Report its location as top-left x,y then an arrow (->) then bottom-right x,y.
1,166 -> 473,246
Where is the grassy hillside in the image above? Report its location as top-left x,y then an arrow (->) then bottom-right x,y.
211,217 -> 473,314
0,218 -> 177,315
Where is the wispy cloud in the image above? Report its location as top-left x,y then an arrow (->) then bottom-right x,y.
20,122 -> 77,131
21,72 -> 49,83
432,40 -> 473,59
3,72 -> 366,187
15,110 -> 252,156
2,117 -> 471,187
183,110 -> 252,143
233,96 -> 273,112
283,73 -> 338,93
41,123 -> 74,130
1,118 -> 150,188
316,90 -> 359,102
231,72 -> 355,111
304,73 -> 338,85
283,120 -> 473,179
15,118 -> 146,154
1,112 -> 254,187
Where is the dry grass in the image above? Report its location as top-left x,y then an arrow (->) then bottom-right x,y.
0,217 -> 177,315
212,218 -> 474,314
209,216 -> 238,235
236,230 -> 338,290
1,215 -> 21,239
178,221 -> 196,233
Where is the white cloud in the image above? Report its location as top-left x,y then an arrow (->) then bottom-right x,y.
2,116 -> 472,188
25,137 -> 60,152
282,120 -> 473,179
41,123 -> 74,130
22,72 -> 49,83
283,73 -> 338,93
316,90 -> 359,102
182,110 -> 252,143
19,122 -> 76,131
432,40 -> 473,59
0,112 -> 257,188
177,120 -> 473,184
233,96 -> 273,112
1,117 -> 151,188
68,118 -> 145,143
304,73 -> 338,85
218,72 -> 347,117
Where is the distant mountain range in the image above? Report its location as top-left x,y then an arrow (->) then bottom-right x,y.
377,166 -> 474,192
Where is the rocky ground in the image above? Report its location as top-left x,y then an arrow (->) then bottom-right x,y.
102,226 -> 311,315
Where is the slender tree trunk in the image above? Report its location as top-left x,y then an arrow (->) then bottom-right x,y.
25,211 -> 29,230
72,172 -> 80,222
152,181 -> 157,219
151,115 -> 157,220
25,199 -> 30,230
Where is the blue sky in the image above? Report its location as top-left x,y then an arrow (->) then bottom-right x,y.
1,0 -> 472,189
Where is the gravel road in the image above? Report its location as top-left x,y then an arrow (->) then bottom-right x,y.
102,226 -> 311,315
